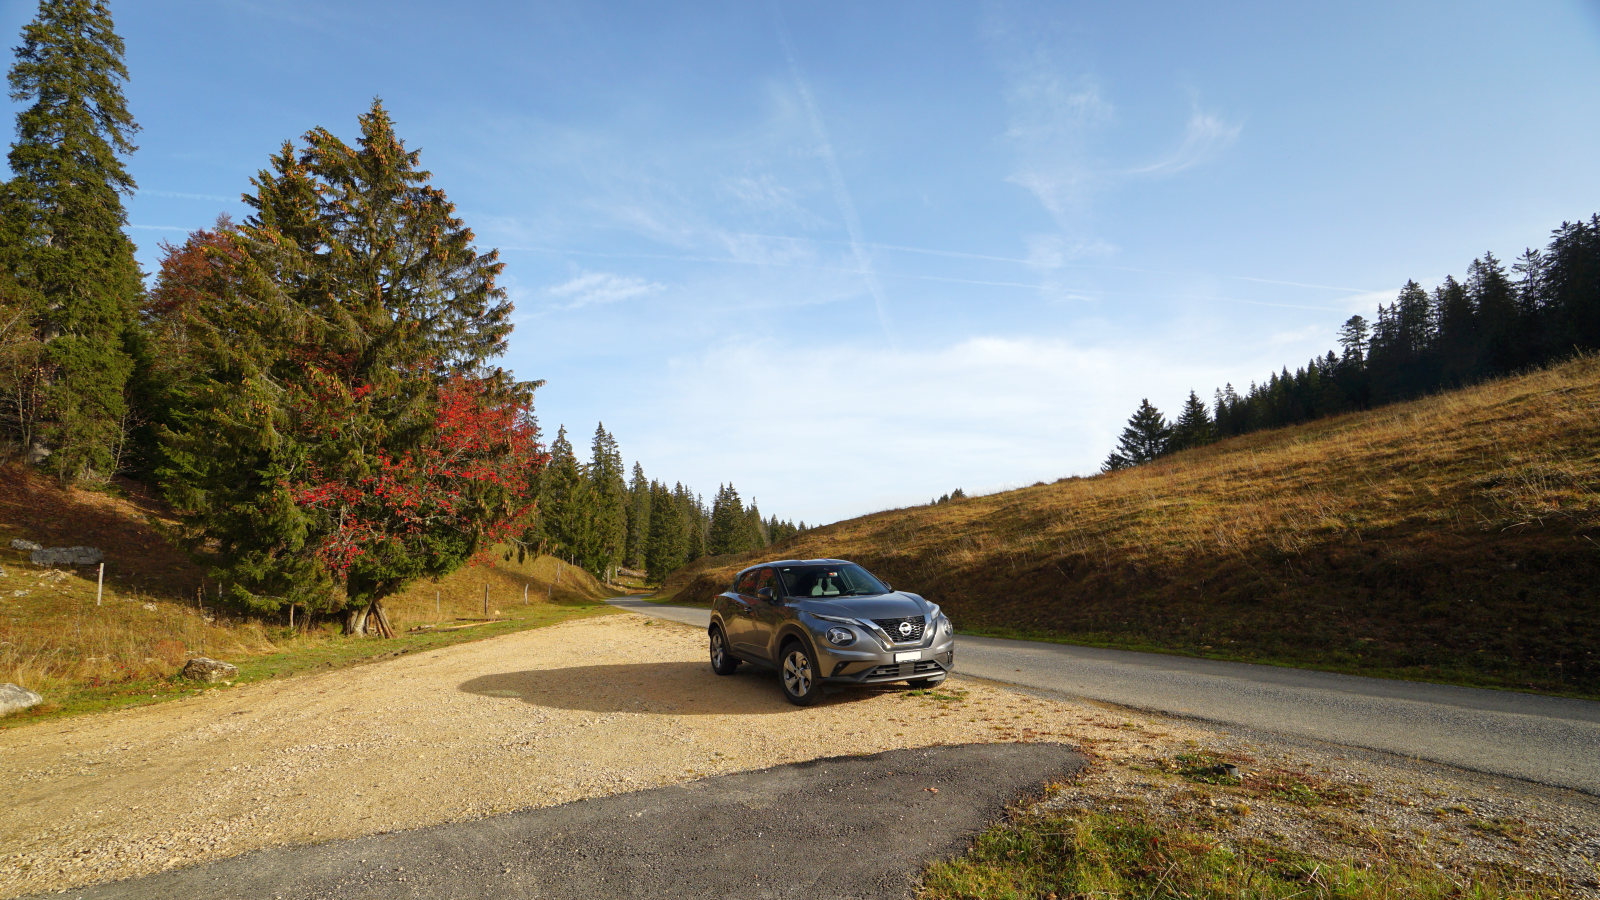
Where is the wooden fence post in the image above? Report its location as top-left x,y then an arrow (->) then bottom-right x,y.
483,583 -> 489,617
96,562 -> 104,607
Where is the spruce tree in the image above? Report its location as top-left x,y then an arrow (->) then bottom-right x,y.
1,0 -> 141,478
707,483 -> 745,555
159,101 -> 538,635
675,482 -> 706,563
644,480 -> 683,583
1111,399 -> 1170,466
623,462 -> 650,569
586,423 -> 626,581
1168,390 -> 1214,452
537,426 -> 591,564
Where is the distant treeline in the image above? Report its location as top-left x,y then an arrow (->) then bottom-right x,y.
1105,214 -> 1600,469
531,424 -> 804,585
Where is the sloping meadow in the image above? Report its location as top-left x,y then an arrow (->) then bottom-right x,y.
665,356 -> 1600,695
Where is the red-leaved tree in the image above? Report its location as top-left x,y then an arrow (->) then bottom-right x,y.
156,101 -> 543,635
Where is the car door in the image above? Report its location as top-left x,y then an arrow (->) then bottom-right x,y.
725,569 -> 761,655
746,567 -> 784,662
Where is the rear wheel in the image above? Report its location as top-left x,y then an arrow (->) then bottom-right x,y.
709,626 -> 740,675
779,641 -> 822,706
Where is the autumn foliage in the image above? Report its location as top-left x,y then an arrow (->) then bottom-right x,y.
151,101 -> 540,635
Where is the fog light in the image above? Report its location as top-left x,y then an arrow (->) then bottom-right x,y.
826,626 -> 855,646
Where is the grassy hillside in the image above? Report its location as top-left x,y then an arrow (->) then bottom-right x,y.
0,464 -> 615,722
663,356 -> 1600,696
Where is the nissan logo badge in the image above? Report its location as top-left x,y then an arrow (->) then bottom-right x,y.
898,621 -> 913,637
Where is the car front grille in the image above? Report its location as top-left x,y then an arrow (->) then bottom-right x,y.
872,615 -> 925,643
865,659 -> 945,679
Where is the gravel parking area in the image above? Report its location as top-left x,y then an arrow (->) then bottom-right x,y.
0,615 -> 1201,897
3,614 -> 1597,897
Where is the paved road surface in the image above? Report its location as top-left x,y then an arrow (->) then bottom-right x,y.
40,743 -> 1084,900
607,598 -> 1600,795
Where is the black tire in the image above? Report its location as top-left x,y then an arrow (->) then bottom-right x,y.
778,640 -> 822,706
906,674 -> 946,689
709,626 -> 740,675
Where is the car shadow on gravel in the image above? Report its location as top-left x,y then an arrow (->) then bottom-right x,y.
44,743 -> 1088,900
459,661 -> 901,714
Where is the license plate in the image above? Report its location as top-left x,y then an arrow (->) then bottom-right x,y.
894,651 -> 921,663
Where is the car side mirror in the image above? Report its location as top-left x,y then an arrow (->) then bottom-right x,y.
756,587 -> 776,602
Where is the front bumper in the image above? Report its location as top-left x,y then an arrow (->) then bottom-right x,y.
812,635 -> 956,684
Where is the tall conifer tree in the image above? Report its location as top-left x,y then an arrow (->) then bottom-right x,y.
1,0 -> 140,478
159,101 -> 538,635
623,462 -> 650,569
1112,398 -> 1170,466
586,423 -> 627,581
1168,390 -> 1214,452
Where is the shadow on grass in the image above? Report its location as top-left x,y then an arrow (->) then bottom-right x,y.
459,660 -> 899,715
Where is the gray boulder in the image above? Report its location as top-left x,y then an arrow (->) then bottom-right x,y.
29,546 -> 103,567
9,539 -> 42,552
0,683 -> 43,716
180,657 -> 238,683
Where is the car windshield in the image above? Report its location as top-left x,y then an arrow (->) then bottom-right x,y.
777,564 -> 889,599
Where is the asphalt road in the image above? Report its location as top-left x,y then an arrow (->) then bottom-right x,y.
607,598 -> 1600,795
40,743 -> 1084,900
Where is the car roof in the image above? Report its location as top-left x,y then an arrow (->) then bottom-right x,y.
736,558 -> 853,574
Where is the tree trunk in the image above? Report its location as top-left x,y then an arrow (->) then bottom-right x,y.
343,604 -> 369,636
366,597 -> 396,638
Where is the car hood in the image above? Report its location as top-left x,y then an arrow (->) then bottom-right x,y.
789,592 -> 933,620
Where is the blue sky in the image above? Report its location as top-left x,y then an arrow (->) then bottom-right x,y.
5,0 -> 1598,525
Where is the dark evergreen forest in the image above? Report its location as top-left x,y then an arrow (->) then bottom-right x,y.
1104,216 -> 1600,469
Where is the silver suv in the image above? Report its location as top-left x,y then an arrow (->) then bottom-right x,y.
708,559 -> 956,705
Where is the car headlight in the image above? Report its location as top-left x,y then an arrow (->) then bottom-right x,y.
826,626 -> 855,646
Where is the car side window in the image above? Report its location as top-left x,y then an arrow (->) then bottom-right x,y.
754,568 -> 778,596
734,570 -> 759,594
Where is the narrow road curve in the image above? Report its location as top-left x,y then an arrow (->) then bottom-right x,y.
607,598 -> 1600,795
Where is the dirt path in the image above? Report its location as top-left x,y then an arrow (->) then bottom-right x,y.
5,615 -> 1598,898
0,616 -> 1199,897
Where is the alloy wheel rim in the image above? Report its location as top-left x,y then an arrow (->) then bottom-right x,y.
711,633 -> 724,666
782,651 -> 811,695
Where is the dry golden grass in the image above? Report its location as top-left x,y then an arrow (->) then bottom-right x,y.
665,356 -> 1600,695
0,462 -> 613,703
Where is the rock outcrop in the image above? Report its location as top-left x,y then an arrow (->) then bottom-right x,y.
180,657 -> 238,683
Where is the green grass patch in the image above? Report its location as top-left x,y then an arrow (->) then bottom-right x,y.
1,600 -> 613,728
919,808 -> 1567,900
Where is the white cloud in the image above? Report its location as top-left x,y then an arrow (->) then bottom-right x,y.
1126,108 -> 1242,177
1001,69 -> 1114,222
631,333 -> 1291,525
545,271 -> 664,310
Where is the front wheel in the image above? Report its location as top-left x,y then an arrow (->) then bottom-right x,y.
779,641 -> 822,706
906,674 -> 946,689
709,626 -> 740,675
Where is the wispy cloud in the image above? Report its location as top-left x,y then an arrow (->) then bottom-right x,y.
1001,68 -> 1114,223
774,5 -> 897,346
546,271 -> 664,311
1126,107 -> 1242,177
138,189 -> 236,203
